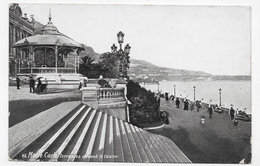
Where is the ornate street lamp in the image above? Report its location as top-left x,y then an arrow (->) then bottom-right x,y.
219,88 -> 222,106
193,86 -> 196,101
111,31 -> 131,78
117,31 -> 124,44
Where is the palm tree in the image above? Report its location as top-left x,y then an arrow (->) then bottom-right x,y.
79,55 -> 95,77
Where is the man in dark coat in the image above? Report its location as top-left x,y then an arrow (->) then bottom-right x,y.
165,92 -> 169,101
36,78 -> 42,93
175,98 -> 180,108
196,100 -> 202,112
16,75 -> 20,89
29,76 -> 35,93
230,106 -> 235,121
208,104 -> 213,118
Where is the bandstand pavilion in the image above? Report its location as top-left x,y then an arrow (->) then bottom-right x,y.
13,13 -> 84,87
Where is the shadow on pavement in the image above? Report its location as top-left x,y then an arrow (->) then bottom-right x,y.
148,126 -> 250,163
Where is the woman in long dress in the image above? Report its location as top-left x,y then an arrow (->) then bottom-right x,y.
184,99 -> 189,110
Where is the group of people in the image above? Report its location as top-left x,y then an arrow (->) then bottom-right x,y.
16,75 -> 48,94
229,106 -> 239,129
29,76 -> 48,93
160,90 -> 242,129
160,91 -> 204,112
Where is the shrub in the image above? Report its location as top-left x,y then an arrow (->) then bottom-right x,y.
127,80 -> 160,127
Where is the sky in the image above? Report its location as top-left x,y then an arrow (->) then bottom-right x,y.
16,3 -> 252,76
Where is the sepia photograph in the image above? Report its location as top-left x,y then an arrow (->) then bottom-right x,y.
3,0 -> 260,165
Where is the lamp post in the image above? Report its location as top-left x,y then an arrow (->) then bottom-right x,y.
193,86 -> 196,101
111,31 -> 131,79
174,85 -> 176,97
219,88 -> 222,106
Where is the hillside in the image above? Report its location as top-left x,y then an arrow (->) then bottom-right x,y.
128,59 -> 250,82
78,44 -> 100,63
129,59 -> 211,81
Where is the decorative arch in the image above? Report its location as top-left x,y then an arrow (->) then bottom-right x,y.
9,3 -> 22,17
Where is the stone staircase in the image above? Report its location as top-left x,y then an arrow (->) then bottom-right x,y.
9,101 -> 191,163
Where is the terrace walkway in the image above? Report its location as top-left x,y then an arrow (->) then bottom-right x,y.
9,100 -> 191,163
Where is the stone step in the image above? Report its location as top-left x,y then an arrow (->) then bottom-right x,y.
82,111 -> 103,162
154,135 -> 180,162
103,115 -> 114,162
113,118 -> 124,162
9,102 -> 191,163
57,107 -> 95,161
149,133 -> 173,162
67,109 -> 98,162
157,135 -> 191,163
142,130 -> 168,162
123,122 -> 142,162
118,119 -> 134,162
9,102 -> 83,160
89,113 -> 107,162
133,126 -> 162,162
129,125 -> 151,162
49,107 -> 92,162
28,105 -> 87,161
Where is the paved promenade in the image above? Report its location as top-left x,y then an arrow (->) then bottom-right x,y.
9,85 -> 80,101
149,98 -> 251,163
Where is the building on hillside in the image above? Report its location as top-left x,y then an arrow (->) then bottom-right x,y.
9,3 -> 36,76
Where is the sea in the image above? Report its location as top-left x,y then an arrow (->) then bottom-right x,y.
140,81 -> 251,114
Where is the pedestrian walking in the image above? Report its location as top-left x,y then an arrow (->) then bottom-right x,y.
236,108 -> 239,117
176,98 -> 180,108
29,76 -> 35,93
230,106 -> 235,121
190,101 -> 195,111
196,100 -> 202,111
165,92 -> 169,101
184,98 -> 189,110
208,104 -> 213,118
16,75 -> 20,89
36,78 -> 42,93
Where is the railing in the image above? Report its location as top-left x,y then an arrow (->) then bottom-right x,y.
98,87 -> 125,99
20,67 -> 75,74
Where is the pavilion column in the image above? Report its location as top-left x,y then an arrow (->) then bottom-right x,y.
29,46 -> 33,73
74,53 -> 76,73
77,52 -> 80,73
55,45 -> 58,73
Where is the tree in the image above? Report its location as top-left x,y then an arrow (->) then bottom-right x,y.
79,55 -> 95,77
99,52 -> 120,78
127,80 -> 160,127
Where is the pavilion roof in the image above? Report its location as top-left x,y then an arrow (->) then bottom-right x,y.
13,12 -> 83,50
13,34 -> 83,49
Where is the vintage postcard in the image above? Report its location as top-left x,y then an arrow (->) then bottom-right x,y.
5,0 -> 260,165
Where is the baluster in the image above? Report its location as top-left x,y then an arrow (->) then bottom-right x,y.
107,90 -> 109,98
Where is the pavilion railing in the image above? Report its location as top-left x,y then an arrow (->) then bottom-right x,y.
20,67 -> 76,74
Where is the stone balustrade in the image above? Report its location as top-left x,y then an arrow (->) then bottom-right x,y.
20,67 -> 75,74
81,86 -> 128,121
98,87 -> 125,99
